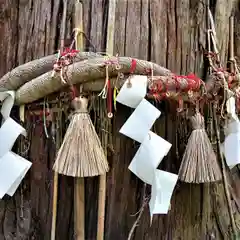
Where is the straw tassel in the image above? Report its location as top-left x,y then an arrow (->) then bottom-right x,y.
53,96 -> 109,177
178,111 -> 222,183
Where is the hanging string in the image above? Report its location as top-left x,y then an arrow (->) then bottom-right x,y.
107,79 -> 113,118
148,62 -> 154,87
43,98 -> 49,138
72,28 -> 97,52
98,62 -> 110,99
113,87 -> 119,111
126,59 -> 137,88
113,71 -> 121,111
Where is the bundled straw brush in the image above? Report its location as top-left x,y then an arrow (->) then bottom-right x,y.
53,95 -> 109,177
178,109 -> 222,183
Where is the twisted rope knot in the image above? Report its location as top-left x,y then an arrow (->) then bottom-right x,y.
73,110 -> 88,114
190,112 -> 205,130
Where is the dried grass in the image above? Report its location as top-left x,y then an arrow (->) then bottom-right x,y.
178,112 -> 222,183
53,96 -> 109,177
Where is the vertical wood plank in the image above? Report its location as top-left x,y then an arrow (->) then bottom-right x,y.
150,0 -> 167,67
90,0 -> 105,51
175,0 -> 190,74
0,0 -> 18,77
105,106 -> 140,239
214,0 -> 235,65
167,0 -> 177,72
125,0 -> 141,58
0,0 -> 239,239
114,0 -> 127,55
139,0 -> 149,60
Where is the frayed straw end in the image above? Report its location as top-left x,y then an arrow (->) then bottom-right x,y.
53,96 -> 109,177
178,112 -> 222,183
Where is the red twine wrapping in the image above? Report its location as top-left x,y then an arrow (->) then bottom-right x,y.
104,59 -> 119,65
148,73 -> 203,101
227,74 -> 235,89
70,86 -> 77,100
61,48 -> 79,57
52,48 -> 79,74
144,68 -> 152,75
130,59 -> 137,74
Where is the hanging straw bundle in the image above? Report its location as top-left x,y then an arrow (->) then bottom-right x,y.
178,111 -> 222,183
53,95 -> 109,177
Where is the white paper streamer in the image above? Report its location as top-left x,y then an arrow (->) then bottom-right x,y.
0,152 -> 32,198
129,131 -> 172,184
0,118 -> 26,157
0,91 -> 32,198
222,120 -> 240,168
149,170 -> 178,220
116,75 -> 148,108
226,97 -> 239,122
120,99 -> 160,143
0,91 -> 15,120
117,77 -> 178,219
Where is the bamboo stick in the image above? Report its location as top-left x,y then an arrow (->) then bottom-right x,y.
106,0 -> 116,56
74,178 -> 85,239
97,175 -> 106,240
97,1 -> 116,239
51,109 -> 62,240
74,1 -> 85,239
51,1 -> 67,238
51,172 -> 58,240
51,102 -> 62,240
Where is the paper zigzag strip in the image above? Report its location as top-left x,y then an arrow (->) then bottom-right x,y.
0,91 -> 32,199
116,75 -> 178,220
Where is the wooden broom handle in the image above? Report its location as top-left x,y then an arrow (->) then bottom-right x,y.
97,1 -> 116,239
74,1 -> 85,240
51,172 -> 58,240
75,178 -> 85,239
97,175 -> 106,240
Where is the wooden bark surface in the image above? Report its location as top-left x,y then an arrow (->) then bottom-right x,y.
0,0 -> 240,239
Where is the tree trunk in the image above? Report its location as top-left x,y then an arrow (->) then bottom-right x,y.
0,0 -> 240,239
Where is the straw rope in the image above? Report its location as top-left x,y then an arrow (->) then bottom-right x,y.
15,57 -> 171,104
0,52 -> 100,91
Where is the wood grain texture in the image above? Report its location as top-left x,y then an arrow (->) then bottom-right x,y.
150,0 -> 168,67
214,0 -> 236,65
0,0 -> 240,239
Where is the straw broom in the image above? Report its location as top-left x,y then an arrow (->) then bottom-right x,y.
53,95 -> 109,176
178,108 -> 222,183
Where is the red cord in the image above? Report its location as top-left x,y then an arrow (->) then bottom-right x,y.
174,75 -> 181,91
130,59 -> 137,74
70,86 -> 77,100
228,74 -> 234,89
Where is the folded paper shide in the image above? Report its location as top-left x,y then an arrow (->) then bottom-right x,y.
117,75 -> 178,220
0,91 -> 32,199
222,97 -> 240,168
